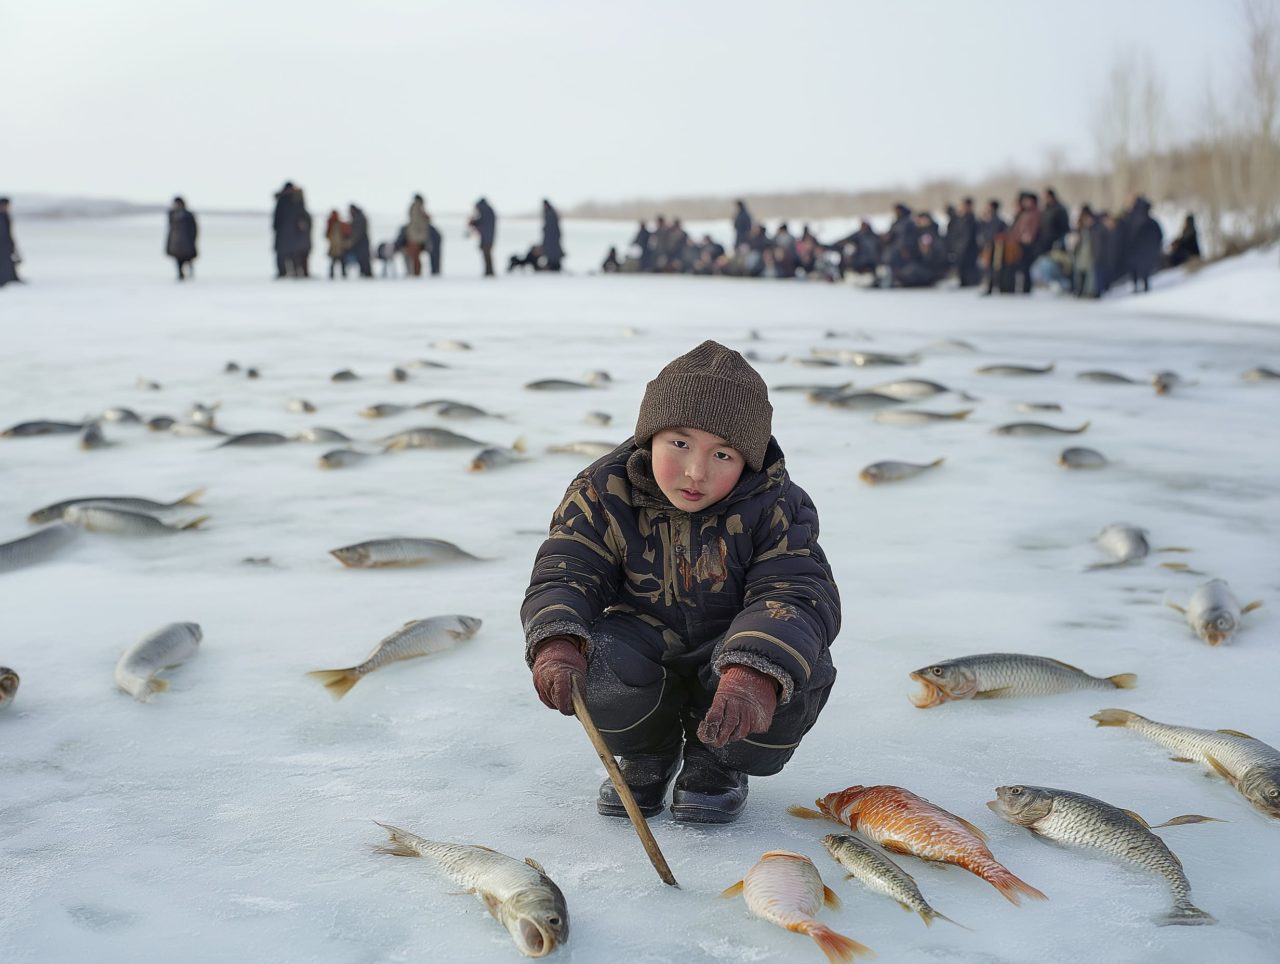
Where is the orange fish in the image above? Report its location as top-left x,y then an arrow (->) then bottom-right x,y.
790,785 -> 1046,905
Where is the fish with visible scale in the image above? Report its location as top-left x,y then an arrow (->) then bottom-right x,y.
286,399 -> 317,414
382,426 -> 488,452
360,403 -> 408,418
995,420 -> 1089,436
1168,578 -> 1261,646
790,785 -> 1046,905
294,427 -> 351,443
329,538 -> 486,568
63,505 -> 208,535
115,622 -> 203,702
821,833 -> 962,928
309,615 -> 482,699
873,409 -> 972,425
826,391 -> 903,411
859,458 -> 943,484
721,851 -> 872,963
525,379 -> 596,391
0,667 -> 18,710
372,822 -> 568,958
1091,708 -> 1280,819
80,422 -> 112,450
318,448 -> 371,469
545,441 -> 617,458
2,420 -> 84,437
29,489 -> 206,525
470,438 -> 528,472
0,523 -> 78,574
976,363 -> 1054,376
216,432 -> 289,448
988,785 -> 1217,925
1075,370 -> 1138,384
1059,446 -> 1107,468
909,653 -> 1135,707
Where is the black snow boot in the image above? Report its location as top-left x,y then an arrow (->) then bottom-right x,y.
670,744 -> 748,824
596,751 -> 681,819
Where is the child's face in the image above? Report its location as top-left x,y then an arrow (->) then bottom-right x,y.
650,427 -> 745,511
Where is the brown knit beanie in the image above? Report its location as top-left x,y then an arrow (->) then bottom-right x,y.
634,340 -> 773,471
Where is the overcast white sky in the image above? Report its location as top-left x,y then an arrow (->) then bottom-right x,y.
2,0 -> 1248,215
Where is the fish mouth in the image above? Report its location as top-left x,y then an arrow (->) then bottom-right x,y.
909,672 -> 947,708
518,919 -> 554,957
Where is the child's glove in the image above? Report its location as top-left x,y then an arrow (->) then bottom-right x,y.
531,637 -> 588,715
697,666 -> 778,748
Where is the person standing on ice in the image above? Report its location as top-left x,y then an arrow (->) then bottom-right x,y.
271,181 -> 300,278
348,204 -> 373,277
324,208 -> 350,279
468,197 -> 497,277
523,341 -> 840,824
540,199 -> 563,271
732,199 -> 753,250
165,197 -> 198,281
426,215 -> 442,276
0,197 -> 20,287
405,194 -> 429,277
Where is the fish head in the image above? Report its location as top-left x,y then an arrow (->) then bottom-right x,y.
858,466 -> 882,484
820,786 -> 869,825
988,785 -> 1055,826
500,885 -> 569,957
0,667 -> 18,708
330,546 -> 369,567
28,507 -> 61,525
909,663 -> 977,707
455,616 -> 483,638
179,623 -> 203,644
1238,767 -> 1280,819
1198,609 -> 1237,646
819,833 -> 855,857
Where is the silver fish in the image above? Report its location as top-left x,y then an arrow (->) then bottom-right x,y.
29,489 -> 206,524
1092,709 -> 1280,819
989,785 -> 1216,925
859,458 -> 944,484
216,432 -> 289,448
524,379 -> 595,391
80,422 -> 112,450
436,402 -> 497,419
171,423 -> 228,438
188,403 -> 219,427
1168,579 -> 1262,646
1075,371 -> 1138,384
429,339 -> 472,351
115,622 -> 203,702
873,409 -> 972,425
1242,366 -> 1280,381
583,370 -> 612,385
976,363 -> 1055,376
1014,402 -> 1063,413
245,367 -> 260,379
1091,523 -> 1150,568
331,369 -> 359,382
545,441 -> 618,458
224,361 -> 240,373
406,358 -> 450,369
308,615 -> 482,699
0,523 -> 78,574
360,403 -> 408,418
804,384 -> 858,403
995,421 -> 1089,436
63,505 -> 208,535
821,833 -> 961,928
470,440 -> 528,472
294,427 -> 351,444
318,448 -> 371,469
329,538 -> 485,568
287,399 -> 317,414
793,357 -> 841,368
772,381 -> 852,394
1059,446 -> 1107,468
910,653 -> 1135,707
373,822 -> 568,958
826,391 -> 904,411
841,350 -> 919,367
868,378 -> 951,400
2,420 -> 84,437
744,351 -> 787,363
0,667 -> 18,710
137,378 -> 162,391
584,411 -> 612,427
391,366 -> 409,382
146,416 -> 176,432
381,426 -> 488,451
920,338 -> 977,353
101,406 -> 142,423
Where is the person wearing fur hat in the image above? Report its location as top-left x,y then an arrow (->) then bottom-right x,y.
522,340 -> 840,824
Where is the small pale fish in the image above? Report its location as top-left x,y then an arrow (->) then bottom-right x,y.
413,398 -> 452,410
318,448 -> 371,469
331,368 -> 359,382
391,366 -> 409,382
0,667 -> 18,710
372,822 -> 568,958
287,398 -> 317,414
843,350 -> 919,367
80,422 -> 112,450
63,505 -> 208,535
429,339 -> 472,351
804,384 -> 857,403
1059,446 -> 1107,469
910,653 -> 1135,707
873,409 -> 972,425
360,403 -> 409,418
115,622 -> 202,702
1090,523 -> 1149,568
0,523 -> 78,574
744,351 -> 787,363
146,415 -> 176,432
436,402 -> 494,419
584,411 -> 612,427
524,379 -> 595,391
1168,578 -> 1262,646
136,377 -> 162,391
995,420 -> 1089,436
1014,401 -> 1063,413
29,488 -> 206,525
1092,708 -> 1280,819
545,440 -> 618,458
920,338 -> 977,353
224,361 -> 240,373
216,432 -> 289,448
308,615 -> 482,699
622,326 -> 644,337
976,363 -> 1055,376
294,426 -> 351,443
821,833 -> 961,928
989,785 -> 1216,925
859,458 -> 944,484
101,407 -> 142,423
583,370 -> 612,385
826,391 -> 904,411
241,556 -> 274,567
790,786 -> 1046,905
407,358 -> 450,369
868,378 -> 951,401
330,538 -> 485,568
722,851 -> 872,963
1075,370 -> 1138,384
1242,366 -> 1280,381
188,403 -> 219,426
470,438 -> 528,472
381,426 -> 488,451
171,423 -> 228,438
2,420 -> 84,438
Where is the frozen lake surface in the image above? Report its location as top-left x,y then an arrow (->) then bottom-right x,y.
2,225 -> 1278,963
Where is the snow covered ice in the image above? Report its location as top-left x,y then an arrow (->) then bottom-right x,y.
2,217 -> 1278,963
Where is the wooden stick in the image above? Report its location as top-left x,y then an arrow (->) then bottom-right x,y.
570,677 -> 679,888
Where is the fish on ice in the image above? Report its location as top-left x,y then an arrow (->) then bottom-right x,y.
909,653 -> 1135,707
0,523 -> 79,574
0,667 -> 18,710
308,615 -> 482,699
63,505 -> 208,535
858,458 -> 944,484
1167,578 -> 1261,646
28,489 -> 206,524
329,538 -> 486,568
820,833 -> 961,928
115,622 -> 203,702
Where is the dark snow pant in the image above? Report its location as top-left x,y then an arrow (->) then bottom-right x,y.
174,257 -> 193,280
480,245 -> 494,277
583,610 -> 836,777
329,257 -> 347,279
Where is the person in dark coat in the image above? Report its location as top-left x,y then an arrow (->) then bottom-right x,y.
733,199 -> 753,250
0,197 -> 20,286
540,199 -> 563,271
1166,214 -> 1201,268
1124,196 -> 1163,292
1038,188 -> 1070,254
296,190 -> 313,278
631,221 -> 652,267
525,341 -> 839,824
348,204 -> 372,277
1007,191 -> 1041,294
427,216 -> 442,276
272,182 -> 302,278
468,198 -> 497,277
602,246 -> 621,273
950,197 -> 981,287
1095,211 -> 1122,295
165,197 -> 198,281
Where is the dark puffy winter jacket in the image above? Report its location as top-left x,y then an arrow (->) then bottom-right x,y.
521,438 -> 841,701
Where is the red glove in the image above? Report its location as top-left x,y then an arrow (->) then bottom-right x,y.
531,637 -> 588,715
698,666 -> 779,748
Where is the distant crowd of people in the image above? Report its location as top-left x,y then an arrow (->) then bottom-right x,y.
604,192 -> 1202,298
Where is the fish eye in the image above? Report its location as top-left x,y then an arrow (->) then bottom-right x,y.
1009,786 -> 1023,795
1269,789 -> 1279,799
548,916 -> 561,926
930,666 -> 944,677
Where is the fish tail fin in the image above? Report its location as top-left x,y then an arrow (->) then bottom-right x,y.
176,487 -> 207,506
787,805 -> 831,821
372,821 -> 423,858
1152,814 -> 1225,828
1242,600 -> 1264,614
1107,673 -> 1138,689
1077,420 -> 1091,432
180,515 -> 210,530
807,924 -> 875,962
919,907 -> 969,930
146,678 -> 170,697
1092,708 -> 1144,727
1158,903 -> 1216,926
1166,600 -> 1188,614
306,668 -> 361,700
986,867 -> 1047,905
511,436 -> 527,453
929,457 -> 945,467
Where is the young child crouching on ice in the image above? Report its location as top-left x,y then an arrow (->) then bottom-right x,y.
522,340 -> 840,824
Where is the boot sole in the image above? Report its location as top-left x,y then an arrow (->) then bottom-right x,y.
670,801 -> 745,824
597,800 -> 664,819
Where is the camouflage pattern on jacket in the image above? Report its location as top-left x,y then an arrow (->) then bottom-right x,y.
522,438 -> 840,702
